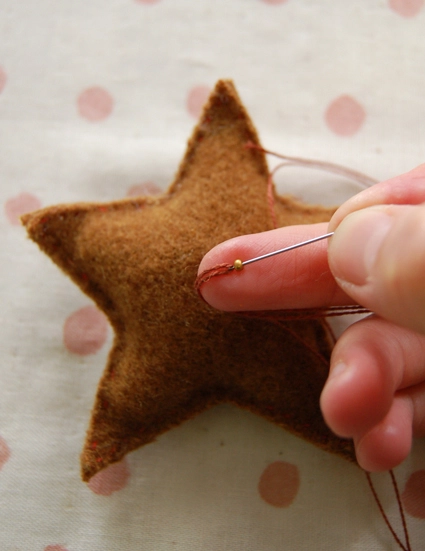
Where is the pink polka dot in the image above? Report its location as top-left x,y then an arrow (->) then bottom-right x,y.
4,192 -> 42,225
63,305 -> 108,355
187,85 -> 211,119
325,95 -> 366,137
88,459 -> 130,495
402,470 -> 425,518
262,0 -> 288,4
0,66 -> 6,94
0,436 -> 11,470
77,87 -> 114,122
127,181 -> 162,197
135,0 -> 162,3
258,461 -> 300,507
44,546 -> 69,551
389,0 -> 424,17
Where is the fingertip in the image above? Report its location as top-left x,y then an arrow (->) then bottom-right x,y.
328,207 -> 393,288
320,351 -> 393,439
320,364 -> 356,438
197,235 -> 258,311
197,268 -> 243,311
329,203 -> 425,334
355,397 -> 413,472
197,240 -> 233,276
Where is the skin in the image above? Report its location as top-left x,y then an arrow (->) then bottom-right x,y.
198,163 -> 425,472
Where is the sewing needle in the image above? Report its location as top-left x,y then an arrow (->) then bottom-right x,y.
231,232 -> 334,271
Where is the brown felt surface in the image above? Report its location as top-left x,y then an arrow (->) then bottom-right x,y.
22,80 -> 355,482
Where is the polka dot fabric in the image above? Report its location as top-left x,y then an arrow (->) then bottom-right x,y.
4,193 -> 42,225
0,436 -> 11,470
258,461 -> 300,507
0,66 -> 7,94
325,95 -> 366,137
1,0 -> 424,549
186,85 -> 211,119
88,459 -> 130,496
77,87 -> 114,122
63,306 -> 108,356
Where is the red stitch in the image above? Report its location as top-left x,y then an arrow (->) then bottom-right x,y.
194,263 -> 233,298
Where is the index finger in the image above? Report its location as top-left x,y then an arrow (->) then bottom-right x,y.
198,222 -> 352,311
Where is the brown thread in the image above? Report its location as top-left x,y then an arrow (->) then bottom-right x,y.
264,316 -> 330,368
267,168 -> 278,229
253,310 -> 413,551
365,471 -> 412,551
321,317 -> 337,346
195,263 -> 233,300
390,469 -> 412,551
245,142 -> 379,188
194,148 -> 411,549
239,305 -> 370,321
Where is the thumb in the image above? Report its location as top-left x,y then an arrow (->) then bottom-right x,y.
328,203 -> 425,334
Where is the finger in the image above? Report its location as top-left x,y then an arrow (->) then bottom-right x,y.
355,380 -> 425,472
328,203 -> 425,334
320,315 -> 425,439
354,396 -> 413,472
329,163 -> 425,231
198,223 -> 351,311
407,380 -> 425,438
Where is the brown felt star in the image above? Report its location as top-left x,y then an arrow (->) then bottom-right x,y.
23,80 -> 355,481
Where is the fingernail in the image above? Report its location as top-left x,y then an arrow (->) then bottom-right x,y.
329,361 -> 348,380
329,208 -> 393,286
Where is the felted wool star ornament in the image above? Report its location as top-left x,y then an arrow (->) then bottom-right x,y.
23,80 -> 355,482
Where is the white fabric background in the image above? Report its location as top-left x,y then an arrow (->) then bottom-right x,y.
1,1 -> 425,549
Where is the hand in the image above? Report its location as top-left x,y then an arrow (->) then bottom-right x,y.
198,163 -> 425,472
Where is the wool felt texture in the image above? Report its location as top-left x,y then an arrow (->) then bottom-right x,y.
23,80 -> 355,482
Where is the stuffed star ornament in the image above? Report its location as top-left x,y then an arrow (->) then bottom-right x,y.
23,80 -> 355,481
